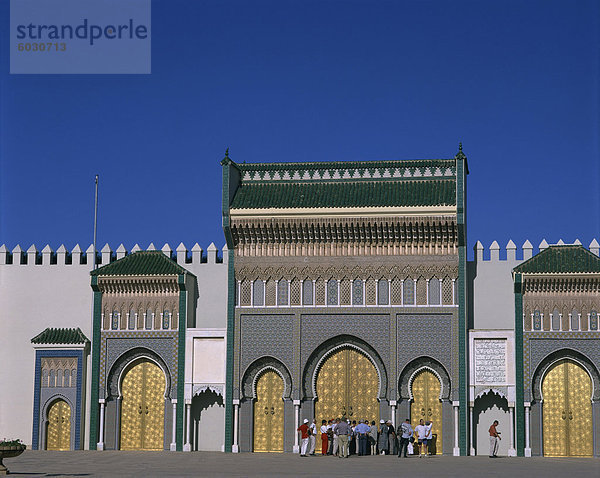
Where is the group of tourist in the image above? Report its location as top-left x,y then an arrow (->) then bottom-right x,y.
296,417 -> 435,458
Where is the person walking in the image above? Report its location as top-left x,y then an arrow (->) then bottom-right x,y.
298,418 -> 310,457
414,419 -> 427,458
489,420 -> 501,458
336,417 -> 350,458
397,418 -> 412,458
320,420 -> 329,456
309,419 -> 317,455
378,419 -> 389,455
369,420 -> 378,455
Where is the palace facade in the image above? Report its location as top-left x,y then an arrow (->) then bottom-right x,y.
1,147 -> 598,457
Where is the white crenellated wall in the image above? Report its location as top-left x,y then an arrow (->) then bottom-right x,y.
0,242 -> 228,449
471,239 -> 599,330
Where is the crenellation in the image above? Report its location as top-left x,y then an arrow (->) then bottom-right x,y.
161,243 -> 172,259
116,244 -> 127,260
207,242 -> 218,264
0,244 -> 7,265
192,243 -> 203,264
57,245 -> 68,265
591,239 -> 600,256
27,244 -> 39,265
506,239 -> 516,261
471,239 -> 600,263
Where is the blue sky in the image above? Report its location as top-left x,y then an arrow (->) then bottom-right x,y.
1,0 -> 599,259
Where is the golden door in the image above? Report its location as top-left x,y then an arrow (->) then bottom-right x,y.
46,399 -> 71,450
411,369 -> 442,454
542,360 -> 592,457
315,348 -> 380,453
253,370 -> 284,452
120,360 -> 166,450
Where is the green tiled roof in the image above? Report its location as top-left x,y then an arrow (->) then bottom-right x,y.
513,245 -> 600,274
31,327 -> 89,345
230,179 -> 456,209
90,251 -> 192,277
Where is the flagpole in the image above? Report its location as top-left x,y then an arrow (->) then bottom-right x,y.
93,175 -> 99,270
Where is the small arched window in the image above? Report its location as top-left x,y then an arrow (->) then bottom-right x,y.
111,310 -> 119,330
71,369 -> 77,387
145,309 -> 153,330
302,280 -> 313,305
277,280 -> 288,306
128,309 -> 136,330
327,279 -> 338,306
49,370 -> 55,387
403,279 -> 415,305
253,280 -> 264,306
428,278 -> 441,305
57,370 -> 63,387
162,309 -> 171,329
42,370 -> 49,388
377,279 -> 389,305
63,369 -> 70,387
570,308 -> 579,331
551,308 -> 561,331
352,279 -> 363,305
533,309 -> 542,330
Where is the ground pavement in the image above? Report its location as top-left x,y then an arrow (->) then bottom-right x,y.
3,451 -> 599,478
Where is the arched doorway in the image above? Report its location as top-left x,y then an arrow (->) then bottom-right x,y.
120,359 -> 166,450
314,347 -> 379,453
253,369 -> 284,452
542,359 -> 592,456
411,369 -> 442,454
46,399 -> 71,450
473,391 -> 510,456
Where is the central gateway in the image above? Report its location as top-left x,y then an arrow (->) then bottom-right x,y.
223,151 -> 467,453
315,347 -> 379,452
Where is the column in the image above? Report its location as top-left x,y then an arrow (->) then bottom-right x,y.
453,401 -> 460,456
232,399 -> 240,453
524,402 -> 532,457
115,397 -> 121,450
97,399 -> 105,451
293,400 -> 300,453
469,405 -> 475,456
390,400 -> 397,428
183,402 -> 191,452
508,405 -> 516,456
170,399 -> 177,451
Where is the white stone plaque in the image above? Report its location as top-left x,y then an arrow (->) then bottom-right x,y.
474,339 -> 506,384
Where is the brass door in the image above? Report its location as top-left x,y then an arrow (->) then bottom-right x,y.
46,399 -> 71,450
253,370 -> 284,452
120,360 -> 166,450
411,369 -> 442,454
315,348 -> 380,453
542,360 -> 592,457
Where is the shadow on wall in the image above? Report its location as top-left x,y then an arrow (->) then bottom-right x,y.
191,390 -> 224,451
474,392 -> 510,456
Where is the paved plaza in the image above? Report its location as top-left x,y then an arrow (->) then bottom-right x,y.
2,451 -> 599,478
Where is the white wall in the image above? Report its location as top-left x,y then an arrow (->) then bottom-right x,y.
0,248 -> 94,447
0,242 -> 228,450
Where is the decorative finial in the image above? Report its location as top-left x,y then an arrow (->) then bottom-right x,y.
225,147 -> 229,158
458,142 -> 463,153
220,147 -> 232,166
